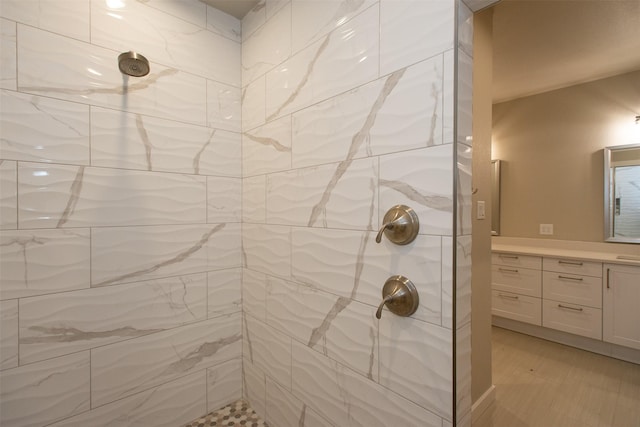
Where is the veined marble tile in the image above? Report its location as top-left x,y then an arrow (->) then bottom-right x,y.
243,224 -> 291,279
441,236 -> 453,329
291,341 -> 443,427
443,49 -> 454,144
17,25 -> 207,125
266,276 -> 378,379
91,224 -> 241,287
242,3 -> 291,87
0,18 -> 16,90
91,107 -> 241,177
49,371 -> 207,427
207,268 -> 242,317
243,356 -> 266,418
379,145 -> 454,236
266,377 -> 333,427
241,0 -> 266,42
207,358 -> 242,412
459,1 -> 474,58
456,235 -> 472,328
141,0 -> 207,28
1,90 -> 90,165
242,76 -> 266,132
92,312 -> 241,407
243,175 -> 267,223
265,5 -> 379,122
0,0 -> 89,42
266,0 -> 289,20
243,115 -> 291,177
243,269 -> 267,321
207,5 -> 241,42
0,229 -> 90,300
291,0 -> 376,54
0,300 -> 18,370
380,0 -> 454,76
456,322 -> 472,421
243,313 -> 292,391
208,176 -> 241,223
0,160 -> 17,230
458,50 -> 474,145
267,157 -> 378,230
463,0 -> 499,12
0,352 -> 90,427
378,316 -> 452,421
18,163 -> 207,228
91,0 -> 240,86
292,56 -> 443,169
207,80 -> 242,133
19,273 -> 208,364
457,143 -> 473,236
292,228 -> 442,325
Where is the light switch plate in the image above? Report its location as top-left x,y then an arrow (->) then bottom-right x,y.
477,201 -> 486,219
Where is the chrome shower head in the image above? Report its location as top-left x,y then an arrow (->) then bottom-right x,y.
118,51 -> 150,77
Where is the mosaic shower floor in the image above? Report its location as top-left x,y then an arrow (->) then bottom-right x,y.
184,400 -> 268,427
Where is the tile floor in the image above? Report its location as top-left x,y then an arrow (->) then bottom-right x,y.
184,400 -> 268,427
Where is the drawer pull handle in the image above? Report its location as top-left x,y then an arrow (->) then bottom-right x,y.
558,260 -> 583,266
499,254 -> 519,259
498,294 -> 519,300
498,267 -> 519,273
558,304 -> 583,312
558,275 -> 584,282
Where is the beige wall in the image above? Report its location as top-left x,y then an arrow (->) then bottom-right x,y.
471,8 -> 494,404
492,70 -> 640,242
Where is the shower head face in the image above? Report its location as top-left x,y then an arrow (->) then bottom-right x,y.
118,51 -> 150,77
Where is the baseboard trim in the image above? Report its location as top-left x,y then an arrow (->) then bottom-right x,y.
471,385 -> 496,423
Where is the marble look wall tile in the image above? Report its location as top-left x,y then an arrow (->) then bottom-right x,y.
49,371 -> 207,427
459,2 -> 474,58
457,143 -> 472,235
441,237 -> 453,329
19,273 -> 207,364
242,76 -> 266,131
456,322 -> 472,421
141,0 -> 207,28
266,276 -> 378,379
1,90 -> 90,164
266,377 -> 333,427
379,145 -> 454,236
266,0 -> 289,20
207,358 -> 242,412
291,0 -> 377,54
265,5 -> 379,122
0,300 -> 18,370
243,313 -> 292,390
91,224 -> 241,287
0,229 -> 90,300
0,160 -> 17,230
0,0 -> 90,42
380,0 -> 454,76
207,6 -> 241,42
241,0 -> 266,42
92,313 -> 241,407
0,352 -> 90,427
208,176 -> 242,223
443,49 -> 455,144
243,356 -> 266,418
292,56 -> 443,169
91,107 -> 241,177
91,0 -> 240,86
18,163 -> 207,228
18,25 -> 207,125
243,224 -> 291,278
456,235 -> 472,328
242,2 -> 291,86
463,0 -> 499,12
243,175 -> 267,223
292,229 -> 442,325
243,269 -> 267,321
243,115 -> 291,177
207,80 -> 242,133
207,268 -> 242,317
266,157 -> 378,230
458,50 -> 474,144
0,18 -> 16,90
292,341 -> 443,427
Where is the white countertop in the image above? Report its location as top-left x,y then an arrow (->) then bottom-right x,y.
492,243 -> 640,266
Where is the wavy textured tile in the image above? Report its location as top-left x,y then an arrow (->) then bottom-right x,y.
91,0 -> 240,86
0,352 -> 90,427
0,300 -> 18,370
17,25 -> 207,125
92,313 -> 241,407
441,237 -> 454,329
242,76 -> 266,131
19,273 -> 208,364
241,0 -> 266,42
443,49 -> 455,144
207,80 -> 242,133
459,2 -> 474,58
243,175 -> 267,223
206,5 -> 241,42
265,5 -> 378,121
0,229 -> 90,300
18,163 -> 207,228
457,143 -> 473,237
91,224 -> 241,287
458,50 -> 473,144
207,268 -> 242,317
141,0 -> 207,28
49,371 -> 207,427
0,0 -> 89,41
0,160 -> 17,230
456,322 -> 472,420
0,18 -> 16,90
456,235 -> 472,328
243,115 -> 291,177
243,224 -> 291,278
207,176 -> 242,223
243,358 -> 266,418
243,269 -> 267,321
91,107 -> 241,177
207,358 -> 242,412
292,341 -> 443,427
379,316 -> 453,421
266,378 -> 333,427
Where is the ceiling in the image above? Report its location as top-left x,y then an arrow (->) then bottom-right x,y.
492,0 -> 640,103
201,0 -> 259,19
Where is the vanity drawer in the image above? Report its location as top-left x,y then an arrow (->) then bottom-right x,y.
492,252 -> 542,270
543,299 -> 602,340
492,290 -> 541,325
542,271 -> 602,308
492,265 -> 541,297
543,257 -> 602,277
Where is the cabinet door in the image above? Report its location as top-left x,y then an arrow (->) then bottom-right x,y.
603,264 -> 640,350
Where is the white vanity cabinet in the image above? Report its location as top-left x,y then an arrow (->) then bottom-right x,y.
603,263 -> 640,350
491,253 -> 542,325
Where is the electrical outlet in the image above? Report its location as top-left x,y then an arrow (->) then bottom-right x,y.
539,224 -> 554,235
477,201 -> 486,219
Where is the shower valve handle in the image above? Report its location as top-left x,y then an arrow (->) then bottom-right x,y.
375,205 -> 419,245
